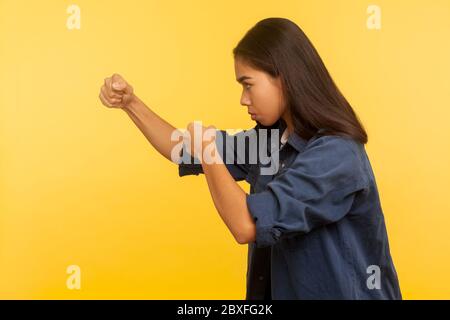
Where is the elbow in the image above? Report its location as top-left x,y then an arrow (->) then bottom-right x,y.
235,234 -> 248,245
234,223 -> 256,245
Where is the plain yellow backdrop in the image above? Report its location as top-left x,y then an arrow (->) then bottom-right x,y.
1,0 -> 450,299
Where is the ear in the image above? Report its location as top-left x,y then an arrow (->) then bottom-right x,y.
274,75 -> 284,89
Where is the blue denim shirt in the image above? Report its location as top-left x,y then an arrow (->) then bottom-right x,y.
178,118 -> 402,300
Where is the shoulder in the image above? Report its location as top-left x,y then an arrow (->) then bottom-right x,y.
307,134 -> 361,152
291,134 -> 369,186
301,134 -> 367,163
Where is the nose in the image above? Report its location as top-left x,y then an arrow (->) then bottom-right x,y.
240,90 -> 251,107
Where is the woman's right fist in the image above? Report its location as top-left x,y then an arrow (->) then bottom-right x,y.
99,73 -> 135,109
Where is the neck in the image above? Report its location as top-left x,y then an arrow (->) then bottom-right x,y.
282,112 -> 294,135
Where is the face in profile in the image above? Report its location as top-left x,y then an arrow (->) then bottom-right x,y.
234,56 -> 287,127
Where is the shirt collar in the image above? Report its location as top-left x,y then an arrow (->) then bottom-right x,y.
257,118 -> 323,153
277,118 -> 308,153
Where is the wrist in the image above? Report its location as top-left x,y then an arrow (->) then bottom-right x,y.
122,94 -> 140,113
201,137 -> 223,166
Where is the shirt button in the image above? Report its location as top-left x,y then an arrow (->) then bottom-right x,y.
258,276 -> 264,281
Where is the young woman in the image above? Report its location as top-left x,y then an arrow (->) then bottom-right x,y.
99,17 -> 401,300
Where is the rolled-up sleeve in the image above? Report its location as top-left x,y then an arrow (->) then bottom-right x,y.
178,142 -> 203,176
178,126 -> 258,181
246,136 -> 369,248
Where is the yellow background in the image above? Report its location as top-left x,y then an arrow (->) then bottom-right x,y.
1,0 -> 449,299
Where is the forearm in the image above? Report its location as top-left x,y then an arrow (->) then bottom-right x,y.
201,152 -> 256,244
122,95 -> 182,163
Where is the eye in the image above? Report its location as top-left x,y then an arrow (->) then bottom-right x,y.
243,83 -> 252,90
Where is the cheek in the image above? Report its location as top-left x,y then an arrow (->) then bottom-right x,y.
254,86 -> 283,117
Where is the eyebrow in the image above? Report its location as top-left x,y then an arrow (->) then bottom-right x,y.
236,76 -> 252,83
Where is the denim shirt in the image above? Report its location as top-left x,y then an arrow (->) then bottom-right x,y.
178,118 -> 402,300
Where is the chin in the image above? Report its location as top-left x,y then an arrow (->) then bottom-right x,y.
257,118 -> 277,127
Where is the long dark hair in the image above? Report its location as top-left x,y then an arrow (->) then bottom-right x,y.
233,17 -> 368,144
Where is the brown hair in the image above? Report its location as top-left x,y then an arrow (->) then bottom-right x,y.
233,17 -> 368,144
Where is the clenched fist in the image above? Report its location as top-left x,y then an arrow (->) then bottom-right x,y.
185,122 -> 220,163
99,73 -> 135,109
